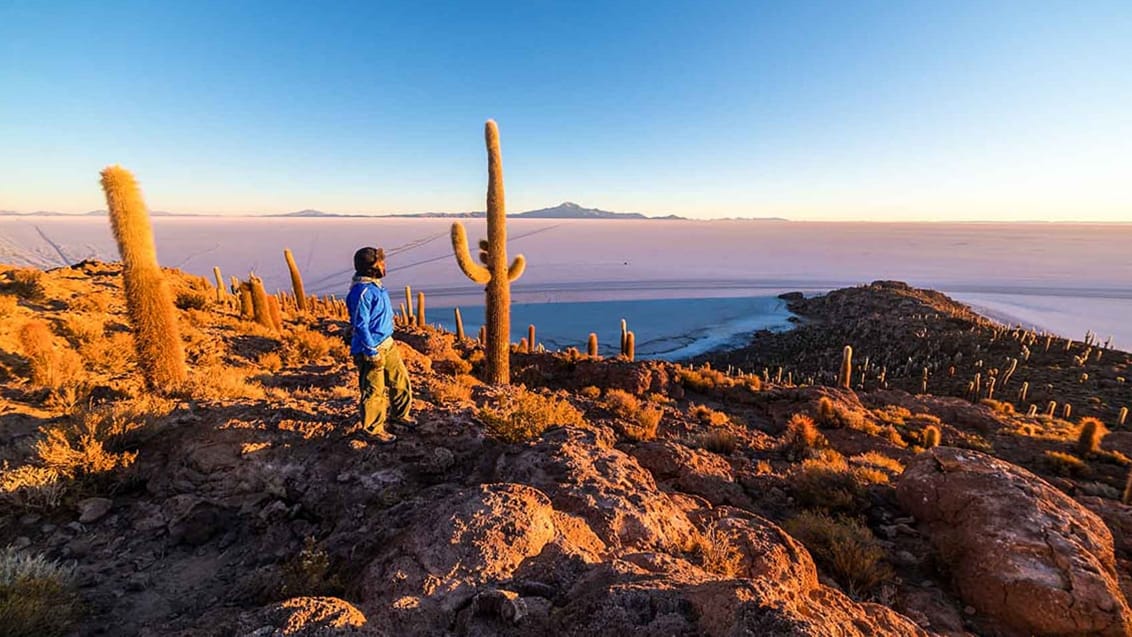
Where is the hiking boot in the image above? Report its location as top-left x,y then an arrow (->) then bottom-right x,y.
389,416 -> 418,433
361,428 -> 397,444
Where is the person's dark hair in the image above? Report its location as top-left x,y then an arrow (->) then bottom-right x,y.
354,247 -> 386,277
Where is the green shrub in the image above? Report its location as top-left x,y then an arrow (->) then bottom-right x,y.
0,547 -> 81,636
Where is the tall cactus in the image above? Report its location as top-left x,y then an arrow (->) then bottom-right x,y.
838,345 -> 853,389
451,120 -> 526,385
283,249 -> 307,311
99,166 -> 186,389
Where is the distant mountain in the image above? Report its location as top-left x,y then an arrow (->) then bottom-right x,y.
514,201 -> 671,220
274,209 -> 358,218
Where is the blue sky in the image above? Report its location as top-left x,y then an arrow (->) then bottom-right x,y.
1,1 -> 1129,220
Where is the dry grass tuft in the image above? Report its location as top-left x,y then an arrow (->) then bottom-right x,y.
428,374 -> 478,404
693,429 -> 740,455
849,451 -> 904,476
4,269 -> 46,301
695,525 -> 743,578
0,294 -> 18,318
579,385 -> 602,400
784,511 -> 893,598
283,326 -> 343,365
479,387 -> 586,443
0,547 -> 81,637
688,403 -> 730,427
185,364 -> 266,401
1044,450 -> 1088,477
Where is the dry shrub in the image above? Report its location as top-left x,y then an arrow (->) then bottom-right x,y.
18,321 -> 85,392
849,451 -> 904,476
258,351 -> 283,372
694,429 -> 739,455
79,332 -> 134,373
0,465 -> 64,510
871,406 -> 912,428
815,396 -> 876,434
69,291 -> 114,314
60,315 -> 105,345
784,511 -> 893,598
5,269 -> 45,301
428,374 -> 477,403
0,547 -> 81,637
695,525 -> 743,578
1044,450 -> 1088,477
35,426 -> 136,478
185,364 -> 266,401
0,294 -> 18,318
979,398 -> 1015,415
791,451 -> 887,513
782,413 -> 822,459
604,389 -> 662,442
479,387 -> 586,443
579,386 -> 601,400
688,403 -> 729,427
279,537 -> 339,598
174,290 -> 209,311
678,365 -> 731,393
283,327 -> 341,365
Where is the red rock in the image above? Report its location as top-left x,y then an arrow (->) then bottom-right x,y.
897,446 -> 1132,636
630,441 -> 750,507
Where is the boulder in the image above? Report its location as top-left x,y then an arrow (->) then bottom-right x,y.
630,441 -> 749,507
897,446 -> 1132,636
77,497 -> 112,524
359,483 -> 556,632
494,427 -> 699,553
238,597 -> 367,636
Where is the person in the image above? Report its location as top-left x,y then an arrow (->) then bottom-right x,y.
346,246 -> 413,443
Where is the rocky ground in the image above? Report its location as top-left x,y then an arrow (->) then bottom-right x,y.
1,263 -> 1130,636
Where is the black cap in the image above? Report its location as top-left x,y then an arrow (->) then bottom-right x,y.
354,247 -> 385,275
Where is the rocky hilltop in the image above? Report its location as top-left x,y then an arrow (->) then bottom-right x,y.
1,264 -> 1130,636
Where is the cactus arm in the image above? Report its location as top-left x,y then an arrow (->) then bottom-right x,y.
508,254 -> 526,282
451,223 -> 490,284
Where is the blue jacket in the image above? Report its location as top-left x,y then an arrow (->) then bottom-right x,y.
346,276 -> 393,357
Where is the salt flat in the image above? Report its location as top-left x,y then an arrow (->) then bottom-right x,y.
2,217 -> 1130,350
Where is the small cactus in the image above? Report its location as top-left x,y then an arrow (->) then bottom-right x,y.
454,308 -> 465,340
283,248 -> 307,311
620,319 -> 628,355
1019,381 -> 1029,403
587,333 -> 598,357
1119,406 -> 1128,426
838,345 -> 853,389
99,165 -> 186,389
212,266 -> 225,303
1076,417 -> 1106,455
922,425 -> 941,449
1122,469 -> 1132,505
624,331 -> 635,362
267,295 -> 284,332
527,325 -> 536,354
416,291 -> 426,328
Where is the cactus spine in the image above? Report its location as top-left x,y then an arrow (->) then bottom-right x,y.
450,120 -> 526,384
99,166 -> 186,388
838,346 -> 853,389
454,307 -> 465,340
283,248 -> 307,311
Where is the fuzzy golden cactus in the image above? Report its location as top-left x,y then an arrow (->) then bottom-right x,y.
247,275 -> 275,331
99,166 -> 186,389
283,249 -> 307,311
1076,417 -> 1106,455
838,346 -> 853,389
454,307 -> 465,340
588,333 -> 599,357
624,331 -> 635,362
922,425 -> 941,448
450,120 -> 526,384
212,266 -> 225,304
